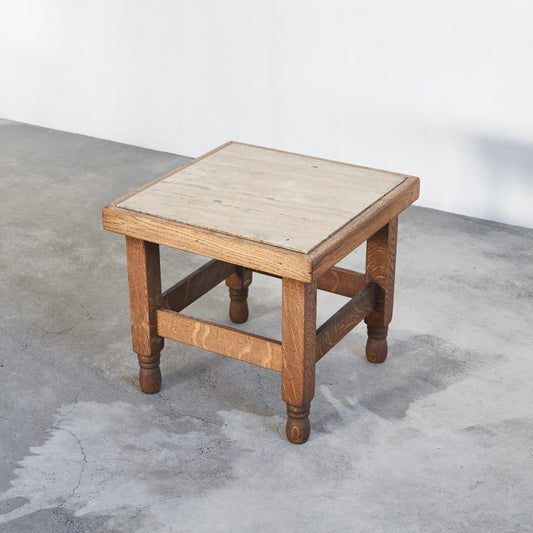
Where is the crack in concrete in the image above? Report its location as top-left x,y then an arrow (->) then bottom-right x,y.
155,391 -> 220,427
49,427 -> 87,501
53,388 -> 85,429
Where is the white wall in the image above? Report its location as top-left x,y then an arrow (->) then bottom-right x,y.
2,0 -> 532,227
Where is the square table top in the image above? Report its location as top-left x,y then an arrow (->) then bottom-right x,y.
115,142 -> 408,253
103,142 -> 419,281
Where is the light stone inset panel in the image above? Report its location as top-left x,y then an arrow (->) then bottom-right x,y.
118,143 -> 405,253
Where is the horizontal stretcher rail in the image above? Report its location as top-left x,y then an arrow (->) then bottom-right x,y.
315,283 -> 377,362
156,308 -> 283,372
162,259 -> 235,312
316,266 -> 365,297
251,265 -> 365,298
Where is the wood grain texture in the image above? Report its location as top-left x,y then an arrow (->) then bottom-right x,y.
125,236 -> 163,393
309,177 -> 418,278
365,218 -> 398,326
251,265 -> 366,299
102,206 -> 313,281
117,142 -> 406,253
315,283 -> 377,362
282,278 -> 317,444
364,218 -> 398,363
286,404 -> 310,445
225,267 -> 252,323
156,309 -> 282,372
162,259 -> 235,312
366,326 -> 389,364
317,266 -> 365,297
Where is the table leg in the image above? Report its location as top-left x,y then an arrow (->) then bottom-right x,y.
364,217 -> 398,363
282,278 -> 317,444
226,267 -> 252,324
125,236 -> 164,393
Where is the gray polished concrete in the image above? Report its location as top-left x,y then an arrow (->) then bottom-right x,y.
1,118 -> 532,532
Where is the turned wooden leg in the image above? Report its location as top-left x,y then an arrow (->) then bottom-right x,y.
286,404 -> 311,444
126,236 -> 164,393
226,266 -> 252,324
366,325 -> 388,364
364,218 -> 397,364
282,278 -> 317,444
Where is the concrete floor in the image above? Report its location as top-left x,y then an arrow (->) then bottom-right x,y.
0,118 -> 532,532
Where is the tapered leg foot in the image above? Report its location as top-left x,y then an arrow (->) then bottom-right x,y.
366,325 -> 388,363
286,404 -> 311,444
137,352 -> 161,393
228,287 -> 249,323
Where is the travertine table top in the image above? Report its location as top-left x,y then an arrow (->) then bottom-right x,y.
117,142 -> 406,253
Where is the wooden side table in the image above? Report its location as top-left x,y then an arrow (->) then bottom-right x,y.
102,142 -> 419,444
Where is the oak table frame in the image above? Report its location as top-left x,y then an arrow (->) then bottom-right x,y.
102,142 -> 419,444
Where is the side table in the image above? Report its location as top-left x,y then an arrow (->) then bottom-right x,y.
102,142 -> 419,444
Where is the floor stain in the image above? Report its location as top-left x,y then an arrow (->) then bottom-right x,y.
0,401 -> 236,529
